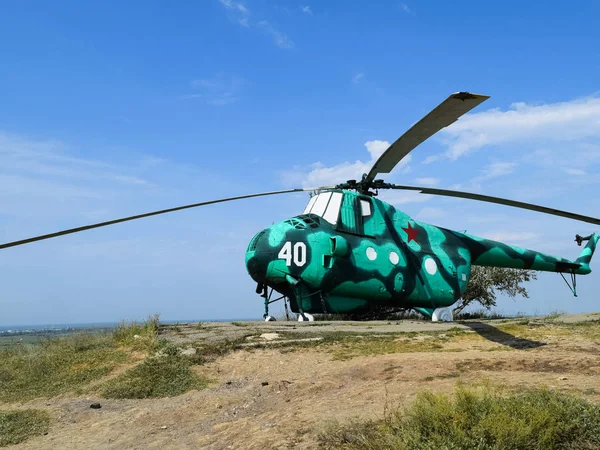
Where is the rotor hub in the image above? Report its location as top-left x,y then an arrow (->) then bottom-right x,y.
336,173 -> 393,196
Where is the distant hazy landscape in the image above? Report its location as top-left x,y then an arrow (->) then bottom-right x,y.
0,324 -> 117,349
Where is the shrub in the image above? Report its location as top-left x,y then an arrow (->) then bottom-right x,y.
100,355 -> 208,399
318,383 -> 600,449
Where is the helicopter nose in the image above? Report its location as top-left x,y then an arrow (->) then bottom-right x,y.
245,229 -> 270,282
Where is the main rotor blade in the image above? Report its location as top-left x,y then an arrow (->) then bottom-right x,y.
0,187 -> 334,250
389,184 -> 600,226
365,92 -> 490,184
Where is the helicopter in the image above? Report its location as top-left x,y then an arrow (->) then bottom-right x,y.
1,92 -> 598,322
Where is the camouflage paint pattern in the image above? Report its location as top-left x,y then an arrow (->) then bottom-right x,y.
245,189 -> 598,316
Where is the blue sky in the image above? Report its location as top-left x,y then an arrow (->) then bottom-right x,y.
1,0 -> 600,325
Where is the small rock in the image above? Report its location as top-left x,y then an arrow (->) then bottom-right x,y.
260,333 -> 280,341
558,376 -> 568,380
180,347 -> 197,356
226,381 -> 233,385
261,381 -> 269,386
160,425 -> 167,430
90,403 -> 102,409
133,334 -> 141,340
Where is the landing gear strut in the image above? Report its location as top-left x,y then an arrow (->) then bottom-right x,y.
297,312 -> 314,322
258,283 -> 290,321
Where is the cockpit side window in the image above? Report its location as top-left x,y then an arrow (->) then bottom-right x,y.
303,195 -> 318,214
310,192 -> 332,217
360,199 -> 372,217
322,192 -> 343,225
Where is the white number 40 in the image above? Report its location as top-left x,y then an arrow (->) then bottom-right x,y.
278,242 -> 307,267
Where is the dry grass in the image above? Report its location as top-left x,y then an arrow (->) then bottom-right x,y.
0,333 -> 127,402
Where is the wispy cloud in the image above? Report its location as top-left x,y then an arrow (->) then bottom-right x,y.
415,177 -> 439,186
257,20 -> 294,49
219,0 -> 248,14
0,132 -> 151,188
301,5 -> 312,15
563,168 -> 586,176
399,3 -> 414,14
379,190 -> 432,205
218,0 -> 294,49
181,73 -> 246,105
352,72 -> 365,84
280,140 -> 411,188
415,206 -> 445,220
470,161 -> 517,188
427,95 -> 600,162
478,231 -> 539,245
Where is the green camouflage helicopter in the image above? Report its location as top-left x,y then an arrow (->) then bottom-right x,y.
2,92 -> 598,322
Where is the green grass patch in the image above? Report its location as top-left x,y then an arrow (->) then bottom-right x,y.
0,333 -> 127,402
0,315 -> 168,402
330,337 -> 444,360
318,383 -> 600,450
0,410 -> 50,447
246,330 -> 472,360
100,354 -> 209,399
113,313 -> 160,353
423,372 -> 460,381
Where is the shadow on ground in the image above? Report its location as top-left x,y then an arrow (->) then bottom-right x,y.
459,321 -> 547,349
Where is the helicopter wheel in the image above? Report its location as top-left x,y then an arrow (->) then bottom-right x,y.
432,307 -> 453,322
297,313 -> 314,322
264,315 -> 276,322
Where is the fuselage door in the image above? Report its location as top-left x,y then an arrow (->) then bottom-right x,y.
337,194 -> 375,237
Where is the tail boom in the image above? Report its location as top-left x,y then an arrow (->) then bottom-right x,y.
452,232 -> 599,275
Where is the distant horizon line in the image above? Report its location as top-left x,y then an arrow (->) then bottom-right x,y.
0,317 -> 260,330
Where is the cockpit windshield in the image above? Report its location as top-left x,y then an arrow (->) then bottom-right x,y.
303,192 -> 343,225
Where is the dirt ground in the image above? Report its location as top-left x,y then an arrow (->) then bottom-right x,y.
6,313 -> 600,450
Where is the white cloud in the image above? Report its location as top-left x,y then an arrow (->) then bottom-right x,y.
400,3 -> 413,14
258,21 -> 294,49
0,132 -> 152,189
379,190 -> 431,205
478,231 -> 539,245
352,73 -> 365,84
301,5 -> 312,15
563,168 -> 586,176
415,206 -> 445,220
219,0 -> 248,14
430,95 -> 600,162
415,177 -> 439,186
183,73 -> 245,105
471,161 -> 517,187
218,0 -> 294,49
280,140 -> 412,187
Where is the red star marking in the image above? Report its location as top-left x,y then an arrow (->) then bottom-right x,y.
402,222 -> 420,243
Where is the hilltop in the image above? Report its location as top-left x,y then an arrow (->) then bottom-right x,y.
2,313 -> 600,449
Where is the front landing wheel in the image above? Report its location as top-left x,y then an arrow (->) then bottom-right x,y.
432,307 -> 453,322
297,313 -> 314,322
